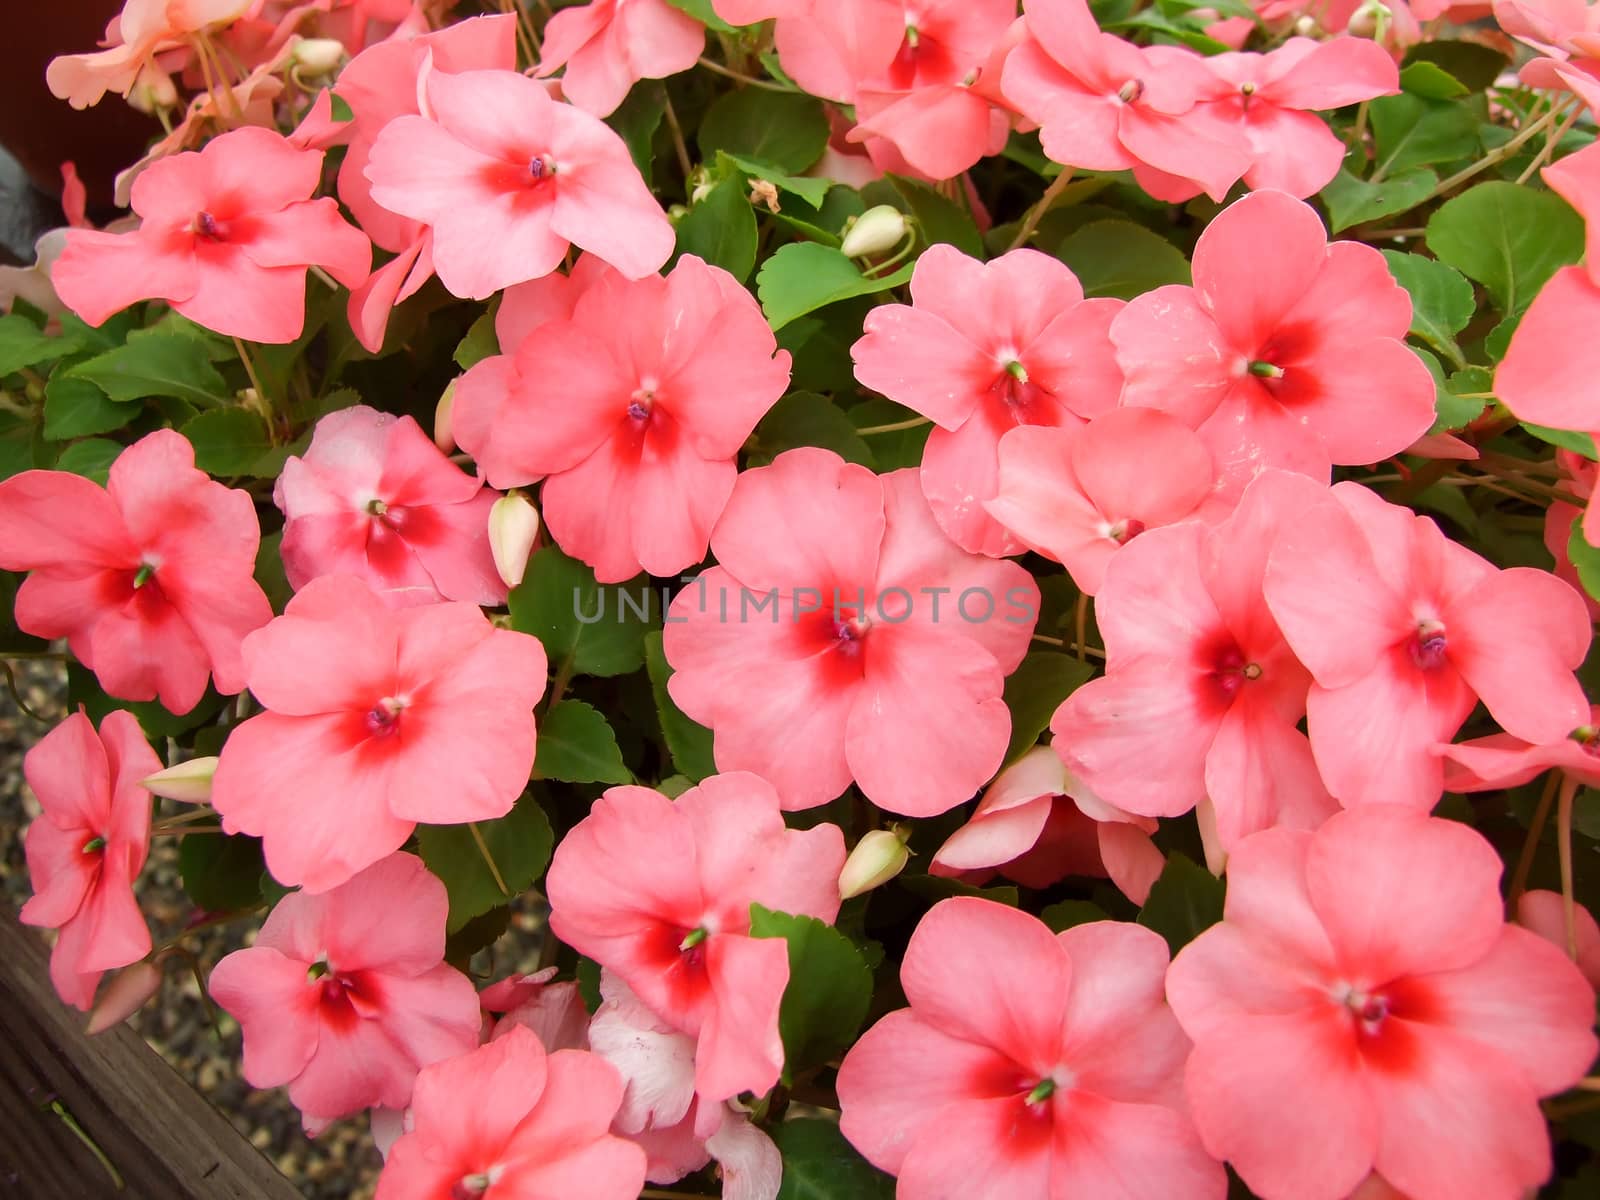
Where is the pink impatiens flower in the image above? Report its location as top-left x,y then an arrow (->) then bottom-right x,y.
1112,190 -> 1435,507
210,575 -> 547,892
373,1024 -> 647,1200
1167,807 -> 1598,1200
1264,481 -> 1592,808
536,0 -> 706,118
851,245 -> 1125,556
1051,470 -> 1337,855
46,0 -> 250,109
208,852 -> 481,1127
21,711 -> 160,1011
545,773 -> 846,1103
985,407 -> 1214,594
52,127 -> 370,343
1001,0 -> 1251,202
0,430 -> 272,714
837,898 -> 1226,1200
451,254 -> 790,582
364,66 -> 673,299
275,405 -> 506,608
663,448 -> 1039,814
1439,705 -> 1600,794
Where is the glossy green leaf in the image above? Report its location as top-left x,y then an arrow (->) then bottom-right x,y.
754,391 -> 875,468
698,89 -> 830,174
508,547 -> 659,678
68,332 -> 228,405
535,700 -> 632,784
1369,93 -> 1480,178
1381,250 -> 1474,364
1321,165 -> 1438,233
42,375 -> 134,440
179,833 -> 266,914
773,1119 -> 895,1200
749,905 -> 874,1082
1002,651 -> 1095,762
1056,219 -> 1190,299
643,630 -> 717,781
180,408 -> 277,476
758,242 -> 916,331
417,797 -> 555,933
675,175 -> 759,282
1137,853 -> 1225,954
1426,182 -> 1585,315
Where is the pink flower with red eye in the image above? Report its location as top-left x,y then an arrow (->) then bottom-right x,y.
1001,0 -> 1252,203
930,745 -> 1164,902
450,254 -> 791,582
1111,190 -> 1435,510
850,245 -> 1125,557
210,575 -> 547,893
1168,807 -> 1599,1200
274,405 -> 506,608
1051,470 -> 1337,856
208,852 -> 481,1128
1263,481 -> 1592,810
838,898 -> 1225,1200
20,710 -> 160,1012
1187,38 -> 1399,198
986,407 -> 1214,594
663,448 -> 1039,815
545,773 -> 846,1104
330,13 -> 519,352
0,430 -> 272,714
364,66 -> 673,299
52,127 -> 370,343
373,1025 -> 646,1200
535,0 -> 706,118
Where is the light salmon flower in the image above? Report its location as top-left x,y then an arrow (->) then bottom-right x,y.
373,1025 -> 647,1200
663,449 -> 1039,815
851,244 -> 1124,557
1167,807 -> 1598,1200
482,967 -> 590,1052
545,773 -> 846,1104
1439,706 -> 1600,794
210,575 -> 547,892
208,852 -> 481,1127
535,0 -> 706,118
1518,890 -> 1600,990
1111,190 -> 1435,509
0,430 -> 272,714
837,898 -> 1225,1200
364,66 -> 673,299
275,405 -> 506,608
46,0 -> 251,109
53,127 -> 371,344
21,711 -> 160,1012
1264,481 -> 1592,808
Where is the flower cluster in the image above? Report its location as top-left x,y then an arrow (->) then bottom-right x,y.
5,2 -> 1600,1199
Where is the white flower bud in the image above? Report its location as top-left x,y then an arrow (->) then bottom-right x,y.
87,961 -> 163,1035
841,205 -> 910,259
489,491 -> 542,589
292,37 -> 347,77
142,757 -> 219,804
839,826 -> 912,900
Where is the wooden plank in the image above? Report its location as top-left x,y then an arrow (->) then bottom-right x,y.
0,907 -> 302,1199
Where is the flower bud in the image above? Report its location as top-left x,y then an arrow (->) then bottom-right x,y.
292,37 -> 347,77
86,961 -> 163,1035
142,756 -> 219,803
128,64 -> 178,114
839,826 -> 912,900
489,491 -> 542,588
841,205 -> 911,259
1347,0 -> 1391,39
434,379 -> 457,453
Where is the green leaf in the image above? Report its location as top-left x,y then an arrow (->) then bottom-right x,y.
1570,524 -> 1600,601
699,89 -> 830,174
749,905 -> 874,1082
1040,899 -> 1111,932
535,700 -> 632,784
1137,853 -> 1225,954
1369,93 -> 1480,178
757,243 -> 916,331
1433,365 -> 1493,432
42,375 -> 134,440
0,312 -> 66,376
607,82 -> 667,182
1056,219 -> 1191,299
445,906 -> 512,969
643,630 -> 717,781
1427,182 -> 1585,315
675,175 -> 759,282
773,1119 -> 896,1200
898,873 -> 1019,907
180,408 -> 276,476
68,332 -> 228,405
52,437 -> 122,484
508,547 -> 658,678
66,660 -> 225,738
664,0 -> 739,31
723,152 -> 832,208
1002,651 -> 1095,762
845,399 -> 932,470
0,411 -> 46,481
1321,165 -> 1438,233
754,391 -> 875,468
1527,422 -> 1600,459
417,798 -> 555,933
1398,61 -> 1468,100
179,833 -> 266,913
1403,41 -> 1508,93
1381,250 -> 1474,364
453,311 -> 499,370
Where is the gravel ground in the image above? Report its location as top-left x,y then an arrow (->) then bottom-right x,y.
0,659 -> 542,1199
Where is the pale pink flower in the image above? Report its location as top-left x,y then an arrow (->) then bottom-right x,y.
0,430 -> 272,714
210,575 -> 547,892
482,967 -> 591,1052
21,711 -> 160,1011
838,898 -> 1225,1200
851,245 -> 1124,556
209,852 -> 481,1126
47,0 -> 250,109
664,449 -> 1039,814
1168,807 -> 1598,1200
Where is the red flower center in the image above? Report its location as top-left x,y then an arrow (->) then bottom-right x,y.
1407,620 -> 1448,670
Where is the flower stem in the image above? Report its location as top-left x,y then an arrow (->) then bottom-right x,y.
855,416 -> 931,436
1425,96 -> 1576,200
1558,773 -> 1579,960
469,822 -> 510,897
1509,770 -> 1561,910
1007,169 -> 1074,252
697,57 -> 791,92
